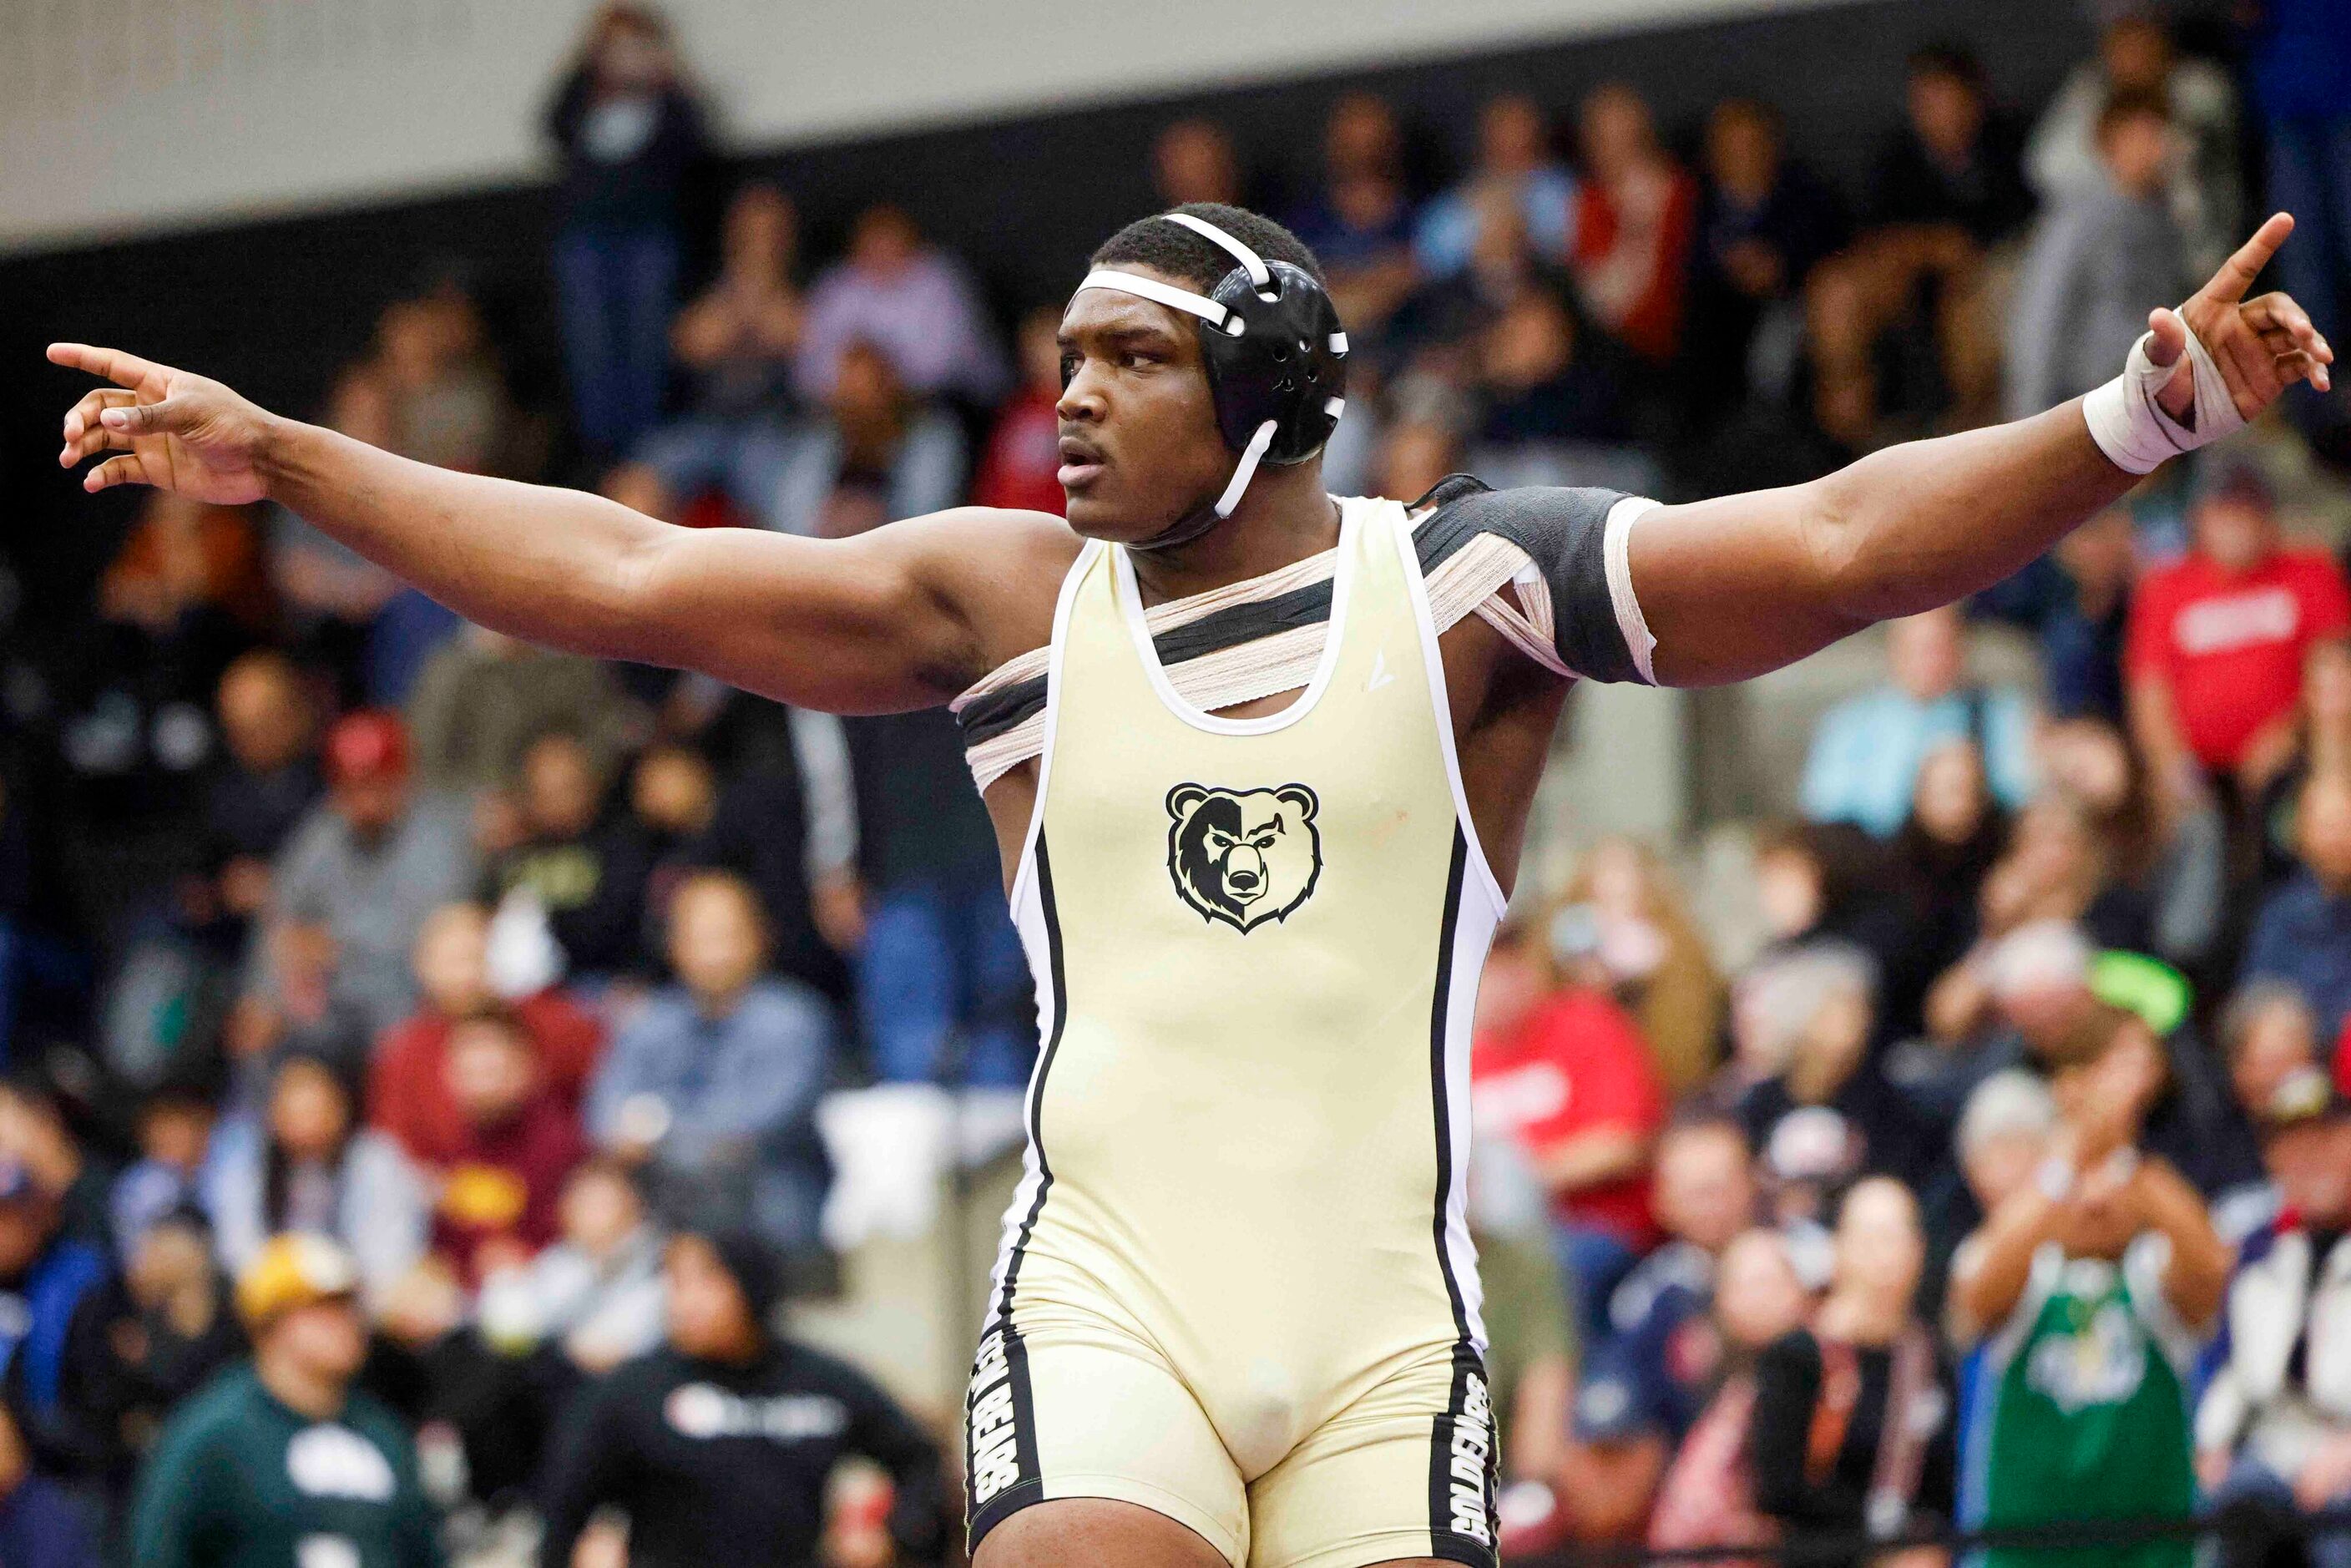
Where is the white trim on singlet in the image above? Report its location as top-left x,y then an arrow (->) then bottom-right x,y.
1110,499 -> 1361,736
1390,507 -> 1511,919
1436,840 -> 1500,1358
1004,539 -> 1103,918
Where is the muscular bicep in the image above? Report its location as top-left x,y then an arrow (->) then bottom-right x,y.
614,507 -> 1073,715
1625,485 -> 1873,686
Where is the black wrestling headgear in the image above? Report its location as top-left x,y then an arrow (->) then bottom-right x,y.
1074,211 -> 1349,549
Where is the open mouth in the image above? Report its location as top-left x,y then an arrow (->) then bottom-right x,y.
1058,435 -> 1107,490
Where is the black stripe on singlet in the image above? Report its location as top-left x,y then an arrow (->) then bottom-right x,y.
954,511 -> 1479,748
1423,831 -> 1500,1568
965,834 -> 1067,1551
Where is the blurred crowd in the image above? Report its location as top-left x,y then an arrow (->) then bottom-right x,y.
3,0 -> 2351,1565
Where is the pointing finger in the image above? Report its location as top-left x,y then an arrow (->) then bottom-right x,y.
47,342 -> 160,390
2202,213 -> 2295,306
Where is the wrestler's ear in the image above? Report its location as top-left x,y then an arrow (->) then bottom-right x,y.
1166,783 -> 1210,822
1274,785 -> 1319,823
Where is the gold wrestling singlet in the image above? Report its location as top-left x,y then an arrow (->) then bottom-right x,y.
965,495 -> 1507,1568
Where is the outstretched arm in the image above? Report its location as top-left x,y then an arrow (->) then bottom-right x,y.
1631,214 -> 2333,686
49,344 -> 1069,713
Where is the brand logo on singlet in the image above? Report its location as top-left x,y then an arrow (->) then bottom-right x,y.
1165,782 -> 1322,933
967,1328 -> 1026,1507
1447,1372 -> 1496,1545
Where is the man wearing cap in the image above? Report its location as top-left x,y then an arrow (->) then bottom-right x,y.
536,1227 -> 944,1568
261,711 -> 476,1041
129,1233 -> 441,1568
2126,455 -> 2351,806
2197,1068 -> 2351,1568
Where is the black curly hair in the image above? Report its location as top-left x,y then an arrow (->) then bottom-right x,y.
1089,202 -> 1327,296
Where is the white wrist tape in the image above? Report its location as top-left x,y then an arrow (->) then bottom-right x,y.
2081,315 -> 2246,474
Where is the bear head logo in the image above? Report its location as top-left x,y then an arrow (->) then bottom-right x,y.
1165,782 -> 1322,933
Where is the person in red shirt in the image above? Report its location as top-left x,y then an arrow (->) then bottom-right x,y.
372,900 -> 604,1166
2126,458 -> 2351,799
1472,913 -> 1667,1338
968,307 -> 1066,517
1569,83 -> 1699,366
426,1010 -> 584,1286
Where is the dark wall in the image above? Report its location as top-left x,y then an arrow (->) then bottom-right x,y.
0,0 -> 2093,651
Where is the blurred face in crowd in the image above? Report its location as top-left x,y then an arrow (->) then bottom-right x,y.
723,184 -> 796,284
1705,101 -> 1782,205
1715,1229 -> 1810,1352
521,732 -> 603,841
216,653 -> 311,774
560,1163 -> 645,1257
668,875 -> 766,1005
0,1192 -> 59,1280
1787,976 -> 1873,1103
1888,606 -> 1964,703
1375,422 -> 1461,506
1056,268 -> 1261,542
1907,63 -> 1984,164
332,767 -> 407,838
1912,740 -> 1990,844
2056,506 -> 2136,604
2229,994 -> 2318,1116
847,206 -> 920,276
129,1218 -> 215,1311
2051,1021 -> 2165,1161
1753,842 -> 1825,941
1481,292 -> 1575,392
831,340 -> 905,434
2299,774 -> 2351,892
445,1018 -> 538,1129
2267,1118 -> 2351,1227
2099,109 -> 2174,199
269,1060 -> 352,1165
1326,93 -> 1403,184
665,1236 -> 759,1361
630,745 -> 716,837
414,903 -> 493,1018
1962,1119 -> 2050,1215
1468,182 -> 1536,281
2193,488 -> 2277,574
1579,84 -> 1658,185
594,9 -> 674,91
267,1296 -> 370,1385
140,1098 -> 214,1173
1154,119 -> 1243,207
1653,1123 -> 1756,1254
1831,1177 -> 1923,1308
2102,18 -> 2173,91
2039,720 -> 2131,818
1478,95 -> 1550,176
1473,930 -> 1553,1037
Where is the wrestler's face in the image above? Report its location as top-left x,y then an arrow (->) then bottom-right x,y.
1055,269 -> 1244,543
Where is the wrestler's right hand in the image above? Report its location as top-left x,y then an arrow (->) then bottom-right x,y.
50,342 -> 276,504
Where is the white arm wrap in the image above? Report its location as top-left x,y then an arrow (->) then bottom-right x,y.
2081,316 -> 2247,475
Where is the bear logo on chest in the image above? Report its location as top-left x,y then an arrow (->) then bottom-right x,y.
1165,783 -> 1322,933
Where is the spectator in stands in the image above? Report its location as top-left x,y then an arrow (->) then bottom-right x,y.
424,1011 -> 584,1287
1921,1068 -> 2057,1319
203,1051 -> 430,1310
970,306 -> 1068,516
193,651 -> 320,950
129,1235 -> 440,1568
1684,97 -> 1848,422
1949,1005 -> 2230,1568
544,2 -> 708,457
2040,714 -> 2224,967
2026,11 -> 2242,280
372,901 -> 603,1166
107,1085 -> 215,1258
1560,837 -> 1723,1095
535,1227 -> 946,1568
2040,503 -> 2135,724
1807,45 -> 2033,447
1151,117 -> 1246,208
2243,0 -> 2351,438
1568,83 -> 1697,366
407,624 -> 645,797
1287,93 -> 1422,339
793,205 -> 1004,407
1879,741 -> 2009,1034
1646,1227 -> 1818,1561
1751,1178 -> 1954,1545
2126,457 -> 2351,807
2222,981 -> 2324,1135
587,872 -> 833,1255
1472,917 -> 1666,1338
635,182 -> 806,529
1802,604 -> 2035,837
0,1077 -> 115,1252
775,338 -> 967,539
2261,640 -> 2351,886
2005,89 -> 2189,421
1582,1116 -> 1758,1445
1417,94 -> 1578,279
484,729 -> 657,980
1468,287 -> 1642,491
262,711 -> 477,1040
478,1157 -> 666,1380
2245,771 -> 2351,1037
2197,1068 -> 2351,1568
74,1206 -> 242,1515
374,277 -> 511,477
96,489 -> 274,709
0,1160 -> 109,1568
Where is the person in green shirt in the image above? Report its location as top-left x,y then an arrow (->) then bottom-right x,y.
129,1234 -> 442,1568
